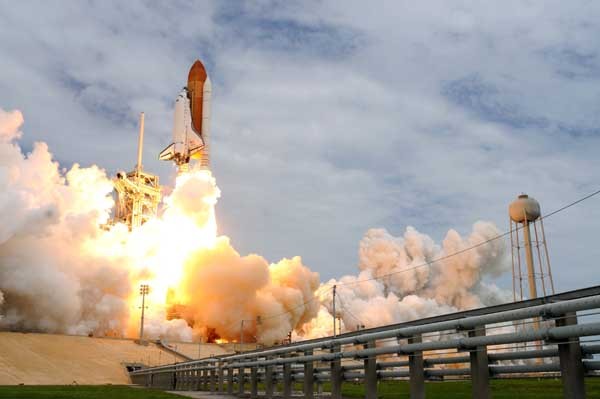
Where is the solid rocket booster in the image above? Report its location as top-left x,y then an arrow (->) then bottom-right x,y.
159,59 -> 211,170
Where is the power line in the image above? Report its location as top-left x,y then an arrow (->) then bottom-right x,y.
336,187 -> 600,287
540,187 -> 600,219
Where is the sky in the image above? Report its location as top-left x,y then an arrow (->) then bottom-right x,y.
1,0 -> 599,291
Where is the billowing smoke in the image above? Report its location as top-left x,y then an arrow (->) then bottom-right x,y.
178,244 -> 319,344
0,108 -> 130,335
0,107 -> 512,346
297,223 -> 511,338
0,107 -> 320,344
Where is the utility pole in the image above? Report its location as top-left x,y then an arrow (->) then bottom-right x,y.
332,285 -> 337,337
240,319 -> 245,353
139,284 -> 149,341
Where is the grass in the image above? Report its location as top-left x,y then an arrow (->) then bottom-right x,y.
339,378 -> 600,398
0,385 -> 183,399
1,379 -> 599,398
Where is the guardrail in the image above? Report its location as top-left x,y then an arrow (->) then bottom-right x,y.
130,286 -> 600,399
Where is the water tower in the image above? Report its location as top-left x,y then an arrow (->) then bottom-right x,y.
509,194 -> 555,301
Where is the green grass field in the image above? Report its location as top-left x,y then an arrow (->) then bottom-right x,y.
340,378 -> 600,398
1,379 -> 600,398
0,385 -> 181,399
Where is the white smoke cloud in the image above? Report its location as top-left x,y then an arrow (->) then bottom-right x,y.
0,107 -> 321,344
0,108 -> 23,141
299,222 -> 510,338
0,107 -> 512,346
0,109 -> 130,335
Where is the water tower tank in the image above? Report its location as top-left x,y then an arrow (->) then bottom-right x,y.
509,194 -> 541,223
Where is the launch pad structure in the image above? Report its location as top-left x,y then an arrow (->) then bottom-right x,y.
113,113 -> 161,230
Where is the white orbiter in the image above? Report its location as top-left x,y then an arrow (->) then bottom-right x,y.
159,59 -> 211,170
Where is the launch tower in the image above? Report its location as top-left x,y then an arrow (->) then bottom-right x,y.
113,113 -> 161,229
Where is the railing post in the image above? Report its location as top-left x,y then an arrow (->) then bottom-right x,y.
408,334 -> 425,399
210,364 -> 217,393
468,325 -> 490,399
238,366 -> 245,396
265,358 -> 274,399
251,362 -> 259,399
202,364 -> 210,391
556,312 -> 586,399
218,361 -> 225,392
194,368 -> 201,391
330,344 -> 343,399
364,340 -> 378,399
303,349 -> 314,399
227,366 -> 234,395
283,361 -> 293,398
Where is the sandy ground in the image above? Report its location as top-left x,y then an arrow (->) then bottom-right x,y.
0,332 -> 229,385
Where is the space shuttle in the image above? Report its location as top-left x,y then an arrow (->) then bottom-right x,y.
159,59 -> 211,171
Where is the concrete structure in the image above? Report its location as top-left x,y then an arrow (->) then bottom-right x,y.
0,333 -> 185,385
0,332 -> 234,385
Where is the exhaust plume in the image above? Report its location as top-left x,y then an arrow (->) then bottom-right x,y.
0,107 -> 512,346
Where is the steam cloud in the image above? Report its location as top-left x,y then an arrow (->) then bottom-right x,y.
0,108 -> 512,345
298,224 -> 510,339
0,108 -> 128,335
